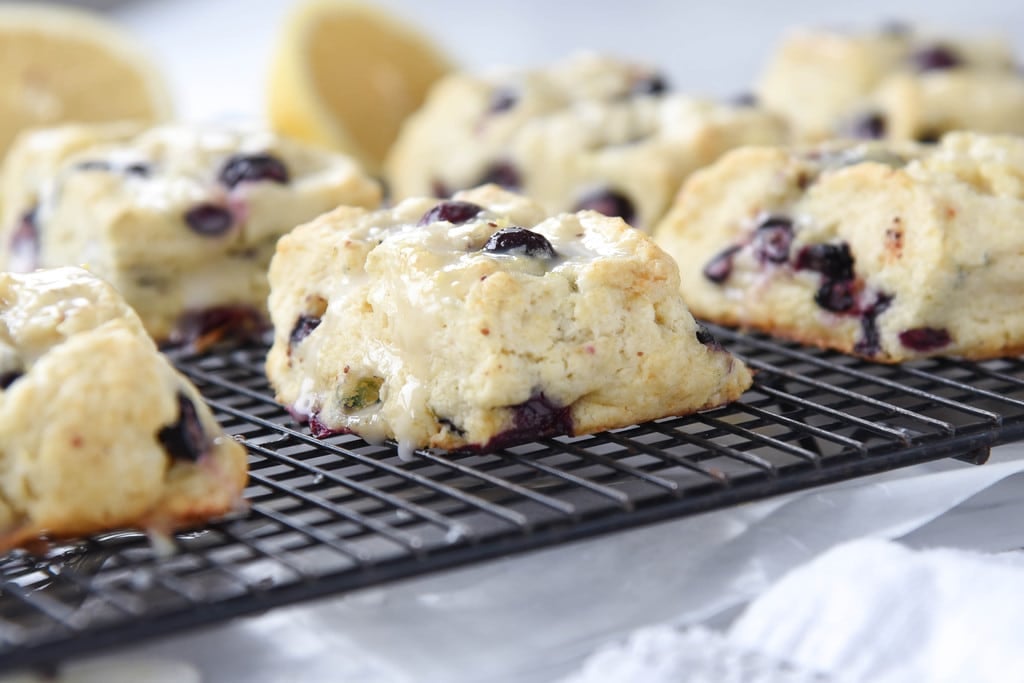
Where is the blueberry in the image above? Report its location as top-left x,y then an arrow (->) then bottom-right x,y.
483,227 -> 557,259
184,203 -> 234,236
77,159 -> 152,176
157,393 -> 208,462
418,200 -> 484,226
899,326 -> 951,351
853,294 -> 894,357
9,208 -> 39,272
731,92 -> 758,107
911,44 -> 962,72
75,160 -> 113,172
125,162 -> 151,177
0,371 -> 23,389
289,315 -> 321,348
308,413 -> 344,439
169,305 -> 266,347
219,153 -> 290,189
483,393 -> 574,450
794,243 -> 855,282
487,88 -> 518,114
814,279 -> 857,313
849,112 -> 887,139
478,161 -> 522,191
752,215 -> 794,264
572,188 -> 636,224
695,323 -> 724,351
430,178 -> 452,198
631,73 -> 669,96
703,245 -> 741,284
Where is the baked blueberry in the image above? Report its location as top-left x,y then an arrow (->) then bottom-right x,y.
795,243 -> 855,282
184,204 -> 234,236
573,188 -> 636,224
899,326 -> 951,351
170,305 -> 266,347
219,153 -> 290,189
0,371 -> 22,389
430,178 -> 452,198
814,279 -> 857,313
849,112 -> 887,140
911,44 -> 962,72
752,215 -> 794,264
418,200 -> 484,226
75,160 -> 113,172
484,393 -> 574,450
9,208 -> 39,272
695,323 -> 724,351
488,88 -> 519,114
157,393 -> 209,462
731,92 -> 758,107
703,245 -> 741,284
125,162 -> 151,177
289,315 -> 321,347
853,294 -> 893,356
483,227 -> 557,259
477,161 -> 522,191
631,73 -> 669,96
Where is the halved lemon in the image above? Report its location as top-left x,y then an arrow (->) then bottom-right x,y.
268,0 -> 452,173
0,3 -> 171,159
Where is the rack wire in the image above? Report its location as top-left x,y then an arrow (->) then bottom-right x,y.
3,325 -> 1024,672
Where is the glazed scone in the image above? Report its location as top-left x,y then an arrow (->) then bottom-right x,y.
266,185 -> 753,453
386,52 -> 787,231
653,133 -> 1024,363
757,25 -> 1024,142
0,267 -> 248,550
1,123 -> 381,344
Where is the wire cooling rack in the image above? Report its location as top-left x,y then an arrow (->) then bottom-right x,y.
3,325 -> 1024,672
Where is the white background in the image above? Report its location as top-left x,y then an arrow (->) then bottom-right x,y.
105,0 -> 1024,123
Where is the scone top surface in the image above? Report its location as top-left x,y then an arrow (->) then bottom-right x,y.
0,267 -> 247,550
2,122 -> 381,266
267,185 -> 752,453
757,24 -> 1023,142
653,132 -> 1024,363
386,52 -> 786,231
1,122 -> 381,341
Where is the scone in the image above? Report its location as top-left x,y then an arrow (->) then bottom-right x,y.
0,267 -> 248,550
266,185 -> 753,453
653,133 -> 1024,363
386,52 -> 786,231
757,24 -> 1024,142
0,123 -> 381,344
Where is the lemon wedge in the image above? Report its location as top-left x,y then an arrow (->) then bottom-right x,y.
268,0 -> 452,173
0,3 -> 171,160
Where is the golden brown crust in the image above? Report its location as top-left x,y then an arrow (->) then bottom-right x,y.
655,134 -> 1024,365
269,186 -> 754,451
0,268 -> 249,552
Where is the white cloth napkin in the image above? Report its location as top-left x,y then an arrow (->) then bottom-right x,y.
730,539 -> 1024,683
568,538 -> 1024,683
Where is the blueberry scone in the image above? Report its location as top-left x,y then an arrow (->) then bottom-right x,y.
386,53 -> 786,231
266,185 -> 753,453
0,123 -> 381,344
0,267 -> 248,550
757,25 -> 1024,143
653,133 -> 1024,362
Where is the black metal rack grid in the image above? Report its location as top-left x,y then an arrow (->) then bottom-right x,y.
4,325 -> 1024,672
